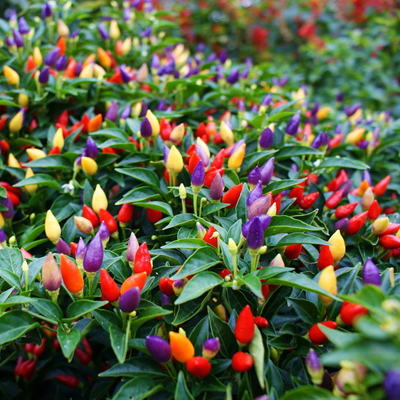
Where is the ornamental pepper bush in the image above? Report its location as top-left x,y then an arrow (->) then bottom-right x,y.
0,1 -> 399,400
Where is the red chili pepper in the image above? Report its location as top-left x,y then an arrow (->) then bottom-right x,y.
53,339 -> 60,351
134,242 -> 152,275
160,117 -> 172,141
308,321 -> 337,345
159,277 -> 175,296
299,192 -> 319,210
120,272 -> 147,294
204,168 -> 224,188
74,348 -> 91,365
49,147 -> 61,155
254,316 -> 269,329
33,339 -> 46,357
347,211 -> 368,235
318,245 -> 334,271
82,205 -> 99,228
203,226 -> 218,248
0,182 -> 21,197
146,208 -> 163,224
261,284 -> 270,299
335,202 -> 358,219
272,192 -> 282,213
58,110 -> 69,126
380,235 -> 400,249
222,184 -> 243,209
14,356 -> 24,376
186,356 -> 212,378
20,359 -> 37,379
234,305 -> 255,344
29,119 -> 38,131
82,338 -> 93,357
100,269 -> 120,302
99,209 -> 118,234
211,149 -> 226,169
289,182 -> 305,205
118,204 -> 134,224
231,352 -> 253,372
0,139 -> 10,154
24,343 -> 34,354
70,242 -> 77,257
373,175 -> 390,196
55,375 -> 80,388
327,170 -> 348,192
340,303 -> 368,325
368,200 -> 380,220
377,224 -> 400,237
325,189 -> 344,209
284,244 -> 302,260
196,122 -> 207,138
219,268 -> 231,279
188,152 -> 202,175
329,133 -> 344,148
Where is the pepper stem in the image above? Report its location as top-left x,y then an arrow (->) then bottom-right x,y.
249,248 -> 261,273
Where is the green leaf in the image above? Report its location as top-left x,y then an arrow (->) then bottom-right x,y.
99,357 -> 167,378
0,311 -> 39,345
32,299 -> 63,322
129,201 -> 173,217
57,327 -> 80,361
275,146 -> 323,160
162,238 -> 210,250
268,111 -> 295,122
319,325 -> 361,348
175,272 -> 223,305
256,267 -> 295,280
239,274 -> 263,298
66,300 -> 108,320
172,292 -> 212,325
264,178 -> 307,195
118,185 -> 160,204
276,233 -> 329,246
162,214 -> 197,230
266,272 -> 340,300
25,155 -> 73,169
110,325 -> 127,364
112,377 -> 163,400
316,157 -> 370,170
115,168 -> 160,189
92,309 -> 122,332
202,202 -> 229,216
265,215 -> 323,235
0,269 -> 22,291
0,247 -> 23,278
172,247 -> 220,279
1,296 -> 37,307
281,386 -> 340,400
241,150 -> 277,171
175,371 -> 195,400
208,307 -> 237,358
248,326 -> 265,389
13,173 -> 60,189
90,128 -> 129,142
340,284 -> 385,313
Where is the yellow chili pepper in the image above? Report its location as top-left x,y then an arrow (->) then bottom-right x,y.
374,218 -> 389,235
45,210 -> 61,244
52,128 -> 64,150
8,153 -> 21,169
166,146 -> 184,174
9,110 -> 24,132
220,120 -> 234,145
81,157 -> 98,175
228,143 -> 246,169
18,93 -> 29,107
110,20 -> 121,39
26,148 -> 46,160
345,127 -> 365,145
170,123 -> 185,143
97,48 -> 111,69
317,106 -> 330,121
328,230 -> 345,262
92,184 -> 108,214
3,66 -> 20,86
318,265 -> 337,307
169,331 -> 195,363
146,110 -> 160,137
33,47 -> 43,67
25,168 -> 38,194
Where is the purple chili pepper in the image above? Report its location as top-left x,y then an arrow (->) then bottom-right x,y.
246,217 -> 264,249
5,36 -> 15,47
195,143 -> 209,167
18,17 -> 29,35
105,101 -> 119,122
98,23 -> 110,40
0,229 -> 6,245
76,237 -> 87,267
39,67 -> 50,84
126,232 -> 139,264
140,26 -> 152,38
12,29 -> 24,48
140,117 -> 152,138
362,258 -> 381,286
85,137 -> 98,159
123,7 -> 132,21
74,61 -> 83,77
337,180 -> 352,196
139,102 -> 148,118
334,218 -> 349,234
261,94 -> 272,107
286,112 -> 301,136
151,54 -> 160,70
336,92 -> 344,102
42,253 -> 61,292
248,167 -> 261,186
97,222 -> 110,246
238,100 -> 246,113
120,66 -> 131,83
247,181 -> 263,207
362,170 -> 372,186
209,173 -> 224,201
240,66 -> 249,79
344,103 -> 362,117
161,293 -> 172,306
219,50 -> 227,64
42,3 -> 52,19
202,338 -> 220,359
2,196 -> 14,219
44,48 -> 60,67
191,161 -> 205,188
56,238 -> 71,256
163,145 -> 170,164
55,55 -> 67,71
384,370 -> 400,400
242,215 -> 271,238
260,158 -> 274,186
83,234 -> 103,273
146,336 -> 171,363
120,105 -> 131,120
119,287 -> 141,313
247,195 -> 272,220
157,99 -> 166,111
306,349 -> 323,384
259,127 -> 274,149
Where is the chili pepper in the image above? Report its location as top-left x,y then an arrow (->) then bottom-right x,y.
209,173 -> 225,200
372,217 -> 389,235
373,175 -> 390,196
134,243 -> 152,276
145,336 -> 171,363
380,235 -> 400,249
33,339 -> 46,357
347,211 -> 368,235
289,182 -> 305,205
318,265 -> 337,307
120,272 -> 147,294
219,269 -> 231,280
299,192 -> 319,210
24,343 -> 34,354
42,252 -> 62,293
159,277 -> 175,296
222,183 -> 243,208
286,112 -> 301,136
60,254 -> 83,295
20,359 -> 37,380
384,370 -> 400,400
3,65 -> 20,86
327,170 -> 348,192
45,210 -> 61,244
74,347 -> 91,365
261,284 -> 270,299
248,194 -> 272,220
74,216 -> 94,235
186,356 -> 212,378
234,305 -> 255,344
362,258 -> 381,286
231,352 -> 253,372
83,233 -> 103,273
92,184 -> 108,215
56,238 -> 71,256
305,349 -> 324,385
211,149 -> 225,169
82,338 -> 93,357
325,189 -> 344,209
308,321 -> 337,345
204,167 -> 224,188
254,316 -> 269,329
328,230 -> 345,261
335,202 -> 358,219
284,244 -> 302,260
166,145 -> 184,174
55,375 -> 80,388
172,279 -> 186,296
203,226 -> 218,248
272,192 -> 282,213
202,338 -> 220,359
169,331 -> 195,363
88,114 -> 103,132
335,218 -> 349,234
340,303 -> 368,325
318,245 -> 334,271
368,200 -> 380,220
14,356 -> 24,376
228,143 -> 246,169
379,223 -> 400,237
146,207 -> 163,224
117,204 -> 134,224
99,268 -> 120,302
82,205 -> 99,228
99,209 -> 118,234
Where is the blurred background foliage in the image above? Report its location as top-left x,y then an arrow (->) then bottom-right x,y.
2,0 -> 399,115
